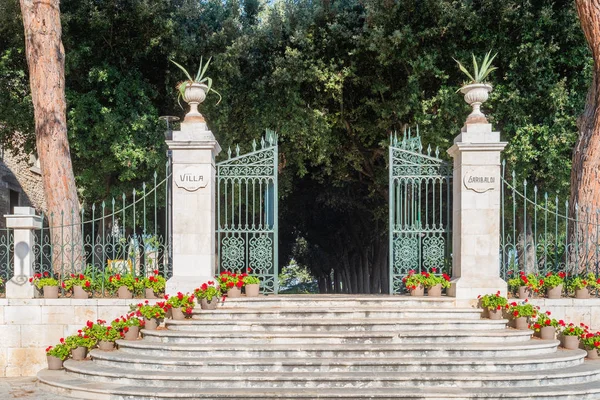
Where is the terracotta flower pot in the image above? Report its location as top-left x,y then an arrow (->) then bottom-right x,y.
145,288 -> 158,299
43,286 -> 59,299
171,308 -> 186,320
540,326 -> 556,340
561,335 -> 580,350
98,341 -> 115,351
546,284 -> 563,299
124,326 -> 140,340
518,286 -> 531,299
409,285 -> 424,297
71,346 -> 87,361
201,297 -> 218,310
46,355 -> 63,370
514,317 -> 529,330
117,286 -> 133,299
427,284 -> 442,297
227,287 -> 242,298
488,308 -> 503,320
587,349 -> 600,359
73,286 -> 89,299
144,317 -> 159,330
245,284 -> 260,297
575,288 -> 590,299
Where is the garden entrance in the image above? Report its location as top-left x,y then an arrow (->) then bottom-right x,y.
388,130 -> 453,294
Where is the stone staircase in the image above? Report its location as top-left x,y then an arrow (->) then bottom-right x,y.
38,296 -> 600,399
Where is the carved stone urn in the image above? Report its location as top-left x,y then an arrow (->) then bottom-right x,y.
183,82 -> 208,122
460,83 -> 492,124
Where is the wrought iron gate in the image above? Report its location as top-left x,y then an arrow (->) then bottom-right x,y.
216,132 -> 278,294
389,130 -> 452,294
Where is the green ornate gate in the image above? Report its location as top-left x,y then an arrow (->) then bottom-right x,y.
216,131 -> 279,294
389,130 -> 452,294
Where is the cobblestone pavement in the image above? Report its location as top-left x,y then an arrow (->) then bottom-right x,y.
0,377 -> 65,399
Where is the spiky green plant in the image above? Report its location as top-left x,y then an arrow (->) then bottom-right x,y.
454,50 -> 498,84
170,56 -> 222,107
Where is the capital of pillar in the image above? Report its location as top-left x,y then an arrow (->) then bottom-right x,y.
447,123 -> 508,300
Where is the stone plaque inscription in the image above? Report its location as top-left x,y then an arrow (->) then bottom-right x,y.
463,168 -> 496,193
175,165 -> 210,191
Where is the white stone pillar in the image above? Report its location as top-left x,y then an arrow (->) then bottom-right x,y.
447,122 -> 507,300
165,118 -> 221,295
5,207 -> 42,299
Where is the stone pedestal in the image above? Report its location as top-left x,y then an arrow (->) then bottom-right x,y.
5,207 -> 42,299
447,123 -> 507,300
166,120 -> 221,295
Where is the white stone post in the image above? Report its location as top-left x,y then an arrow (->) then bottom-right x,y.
447,87 -> 508,300
165,112 -> 221,295
5,207 -> 42,299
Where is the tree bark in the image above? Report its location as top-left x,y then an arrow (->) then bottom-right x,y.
19,0 -> 82,274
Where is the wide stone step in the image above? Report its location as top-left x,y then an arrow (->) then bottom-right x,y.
165,318 -> 508,332
62,360 -> 600,389
114,339 -> 559,358
89,348 -> 585,373
191,307 -> 482,320
140,328 -> 532,345
38,367 -> 600,399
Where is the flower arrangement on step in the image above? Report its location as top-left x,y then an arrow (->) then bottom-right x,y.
83,319 -> 123,351
540,271 -> 566,299
62,273 -> 94,299
557,320 -> 586,350
107,273 -> 142,299
529,310 -> 558,340
218,271 -> 246,298
507,272 -> 540,298
478,292 -> 508,319
45,339 -> 71,370
29,271 -> 60,298
65,331 -> 97,360
422,267 -> 450,297
506,300 -> 538,330
581,330 -> 600,359
111,313 -> 145,340
166,292 -> 196,319
566,273 -> 598,299
243,272 -> 261,297
133,300 -> 170,329
402,270 -> 428,296
142,269 -> 166,298
195,281 -> 221,309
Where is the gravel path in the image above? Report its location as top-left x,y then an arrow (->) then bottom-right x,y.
0,377 -> 65,399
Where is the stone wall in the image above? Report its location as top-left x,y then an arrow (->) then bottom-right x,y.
0,299 -> 133,377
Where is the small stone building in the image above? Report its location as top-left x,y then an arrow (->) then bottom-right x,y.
0,149 -> 46,228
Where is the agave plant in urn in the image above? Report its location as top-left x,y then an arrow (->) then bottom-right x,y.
454,50 -> 497,124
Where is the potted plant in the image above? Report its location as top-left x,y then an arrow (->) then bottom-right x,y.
567,273 -> 595,299
581,331 -> 600,359
218,271 -> 244,298
65,332 -> 96,361
454,50 -> 497,123
507,272 -> 539,299
170,56 -> 222,118
541,271 -> 566,299
111,313 -> 145,340
45,340 -> 70,370
166,292 -> 196,320
194,281 -> 221,309
507,300 -> 537,330
243,274 -> 261,297
557,320 -> 585,350
423,268 -> 451,297
108,273 -> 141,299
529,310 -> 558,340
134,300 -> 169,330
478,292 -> 508,320
83,319 -> 122,351
62,273 -> 94,299
402,270 -> 428,296
142,269 -> 166,298
29,272 -> 59,299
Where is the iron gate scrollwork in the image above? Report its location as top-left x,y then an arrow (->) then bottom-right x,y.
389,130 -> 452,294
216,131 -> 278,294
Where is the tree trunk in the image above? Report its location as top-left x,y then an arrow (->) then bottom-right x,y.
19,0 -> 82,275
571,0 -> 600,273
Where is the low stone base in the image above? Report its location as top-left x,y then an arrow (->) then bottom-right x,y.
6,279 -> 36,299
447,276 -> 508,301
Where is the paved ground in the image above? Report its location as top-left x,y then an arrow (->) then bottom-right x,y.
0,377 -> 64,399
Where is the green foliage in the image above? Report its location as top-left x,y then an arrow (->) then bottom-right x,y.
107,273 -> 142,294
243,275 -> 260,285
142,271 -> 166,294
62,273 -> 93,292
194,281 -> 221,301
278,262 -> 318,294
132,300 -> 168,320
45,343 -> 71,361
507,300 -> 538,318
478,292 -> 508,311
454,51 -> 497,84
65,333 -> 96,351
29,272 -> 59,289
170,56 -> 222,106
166,292 -> 196,313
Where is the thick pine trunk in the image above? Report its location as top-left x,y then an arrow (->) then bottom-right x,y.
19,0 -> 82,274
